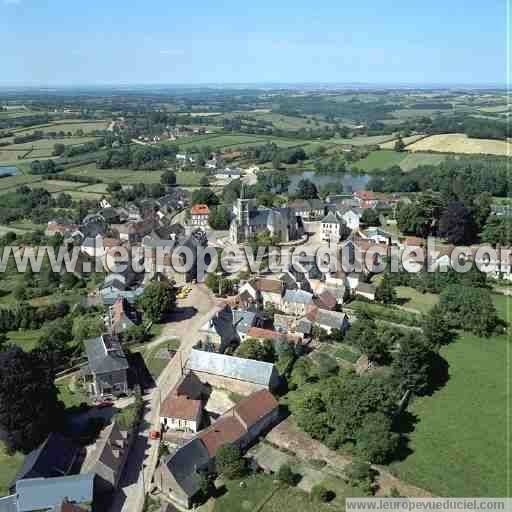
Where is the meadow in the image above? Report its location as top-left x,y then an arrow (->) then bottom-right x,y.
352,149 -> 407,171
406,133 -> 512,156
11,119 -> 109,136
391,294 -> 511,496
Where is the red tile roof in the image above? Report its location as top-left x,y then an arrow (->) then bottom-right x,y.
199,415 -> 246,457
235,390 -> 279,429
160,393 -> 202,421
246,327 -> 281,339
254,278 -> 282,294
191,204 -> 210,215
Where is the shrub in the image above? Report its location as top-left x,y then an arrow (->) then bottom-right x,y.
311,484 -> 335,503
276,463 -> 298,486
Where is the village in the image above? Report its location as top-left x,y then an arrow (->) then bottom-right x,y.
0,152 -> 509,512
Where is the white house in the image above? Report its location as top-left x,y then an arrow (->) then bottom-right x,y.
190,204 -> 210,228
160,373 -> 204,433
281,289 -> 314,317
320,211 -> 345,241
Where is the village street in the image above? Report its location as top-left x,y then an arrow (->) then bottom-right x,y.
109,284 -> 219,512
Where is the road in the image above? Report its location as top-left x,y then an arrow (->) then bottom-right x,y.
109,284 -> 219,512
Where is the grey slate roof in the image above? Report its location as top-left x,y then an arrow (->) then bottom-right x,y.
315,310 -> 347,330
282,289 -> 313,305
0,495 -> 17,512
321,211 -> 343,224
188,349 -> 276,386
232,310 -> 257,336
164,438 -> 210,498
15,474 -> 94,512
83,335 -> 129,375
12,433 -> 80,489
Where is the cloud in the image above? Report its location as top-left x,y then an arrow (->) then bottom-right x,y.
159,49 -> 185,57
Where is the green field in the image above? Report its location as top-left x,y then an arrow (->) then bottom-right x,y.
63,164 -> 164,184
391,294 -> 511,496
174,133 -> 310,151
352,149 -> 407,171
0,175 -> 41,192
11,120 -> 109,136
396,286 -> 439,313
399,152 -> 447,172
331,134 -> 397,146
5,329 -> 41,351
28,179 -> 86,193
248,112 -> 334,130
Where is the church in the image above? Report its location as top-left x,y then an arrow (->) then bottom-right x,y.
229,186 -> 304,244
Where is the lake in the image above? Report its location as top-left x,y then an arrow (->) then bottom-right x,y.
287,171 -> 369,193
0,166 -> 19,177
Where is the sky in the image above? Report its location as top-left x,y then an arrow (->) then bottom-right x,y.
0,0 -> 509,87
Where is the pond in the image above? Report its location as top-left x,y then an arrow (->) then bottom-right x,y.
0,166 -> 19,177
287,171 -> 369,193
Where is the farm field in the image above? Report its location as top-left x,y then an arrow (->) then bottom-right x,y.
0,174 -> 41,192
379,134 -> 427,149
175,133 -> 310,151
352,149 -> 406,171
28,179 -> 86,193
11,119 -> 109,136
391,294 -> 511,496
246,112 -> 334,130
63,164 -> 164,184
406,133 -> 512,156
398,153 -> 447,172
331,134 -> 397,146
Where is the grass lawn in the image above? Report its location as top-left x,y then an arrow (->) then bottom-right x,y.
140,338 -> 180,379
63,164 -> 164,184
395,286 -> 439,313
56,375 -> 90,409
5,329 -> 41,351
390,294 -> 511,496
0,443 -> 24,496
212,474 -> 278,512
352,149 -> 406,171
262,478 -> 362,512
11,120 -> 109,136
0,175 -> 41,193
28,179 -> 86,193
175,171 -> 202,186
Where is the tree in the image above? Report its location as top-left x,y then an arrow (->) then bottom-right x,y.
216,444 -> 245,479
375,273 -> 396,305
439,201 -> 478,245
235,337 -> 275,363
106,181 -> 122,194
37,316 -> 74,370
355,412 -> 399,463
199,175 -> 210,187
360,209 -> 380,227
72,314 -> 104,341
191,188 -> 219,206
0,346 -> 64,452
481,216 -> 512,246
161,170 -> 177,187
295,179 -> 318,199
52,143 -> 65,156
208,205 -> 231,230
392,333 -> 433,395
311,485 -> 334,503
438,284 -> 500,336
276,464 -> 298,486
421,305 -> 454,349
344,315 -> 390,364
394,136 -> 406,152
138,281 -> 176,323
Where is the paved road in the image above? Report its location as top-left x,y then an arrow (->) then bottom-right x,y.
109,284 -> 219,512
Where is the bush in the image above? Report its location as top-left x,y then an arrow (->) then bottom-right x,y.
311,484 -> 335,503
216,443 -> 246,480
276,463 -> 298,486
